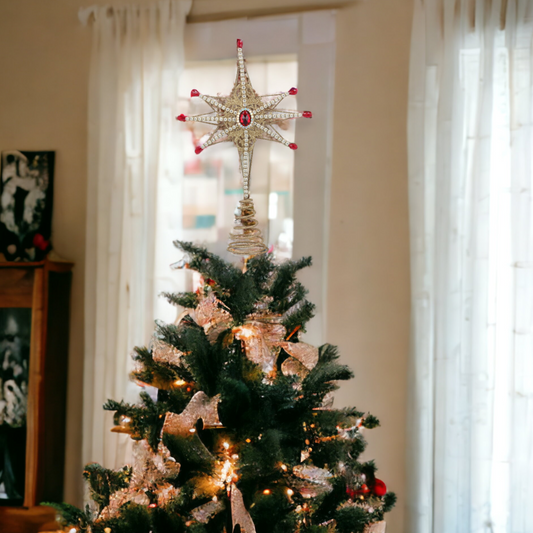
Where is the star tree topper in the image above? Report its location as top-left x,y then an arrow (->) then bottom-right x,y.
177,38 -> 312,199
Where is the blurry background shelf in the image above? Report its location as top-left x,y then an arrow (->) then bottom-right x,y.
0,258 -> 73,533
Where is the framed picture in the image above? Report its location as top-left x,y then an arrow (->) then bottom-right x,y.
0,308 -> 31,506
0,151 -> 54,261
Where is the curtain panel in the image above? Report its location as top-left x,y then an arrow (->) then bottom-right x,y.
408,1 -> 533,532
82,0 -> 190,471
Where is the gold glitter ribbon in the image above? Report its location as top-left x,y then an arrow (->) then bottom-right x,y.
233,320 -> 286,374
231,484 -> 257,533
152,339 -> 184,365
163,392 -> 222,437
190,293 -> 232,343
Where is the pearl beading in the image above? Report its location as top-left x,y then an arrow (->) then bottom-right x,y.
238,47 -> 247,106
255,124 -> 290,146
254,113 -> 302,119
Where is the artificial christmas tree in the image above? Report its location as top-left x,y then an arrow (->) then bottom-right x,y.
47,39 -> 395,533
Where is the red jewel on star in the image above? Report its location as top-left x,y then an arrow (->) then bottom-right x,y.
289,87 -> 298,95
176,114 -> 187,122
195,146 -> 203,155
289,143 -> 298,150
191,89 -> 200,97
239,110 -> 252,127
303,111 -> 312,118
237,38 -> 243,49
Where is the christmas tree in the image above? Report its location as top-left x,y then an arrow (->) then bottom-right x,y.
47,39 -> 395,533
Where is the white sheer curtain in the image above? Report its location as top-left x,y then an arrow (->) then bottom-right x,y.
408,1 -> 533,532
81,0 -> 190,470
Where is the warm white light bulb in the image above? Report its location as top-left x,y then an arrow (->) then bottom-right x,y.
223,442 -> 230,449
239,327 -> 254,339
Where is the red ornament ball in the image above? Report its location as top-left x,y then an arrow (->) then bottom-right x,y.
346,484 -> 370,500
373,478 -> 387,497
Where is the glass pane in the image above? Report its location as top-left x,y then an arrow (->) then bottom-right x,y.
177,55 -> 298,261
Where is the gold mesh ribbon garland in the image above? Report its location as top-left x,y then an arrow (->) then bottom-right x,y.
162,391 -> 223,437
233,319 -> 286,374
190,293 -> 233,343
98,440 -> 181,521
231,484 -> 257,533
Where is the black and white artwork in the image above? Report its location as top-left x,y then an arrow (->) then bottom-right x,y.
0,150 -> 54,261
0,308 -> 31,505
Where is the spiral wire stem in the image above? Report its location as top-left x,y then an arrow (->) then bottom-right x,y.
227,198 -> 268,257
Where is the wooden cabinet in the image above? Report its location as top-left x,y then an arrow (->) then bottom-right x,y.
0,259 -> 73,532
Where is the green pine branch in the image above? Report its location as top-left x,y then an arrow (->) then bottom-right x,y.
282,300 -> 316,334
131,346 -> 193,388
40,502 -> 91,529
268,257 -> 312,313
82,463 -> 132,512
104,391 -> 167,449
162,291 -> 199,309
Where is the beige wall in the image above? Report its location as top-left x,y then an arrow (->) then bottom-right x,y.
0,0 -> 92,507
330,2 -> 412,533
0,0 -> 412,531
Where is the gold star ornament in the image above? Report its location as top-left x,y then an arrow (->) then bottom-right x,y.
177,38 -> 312,257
